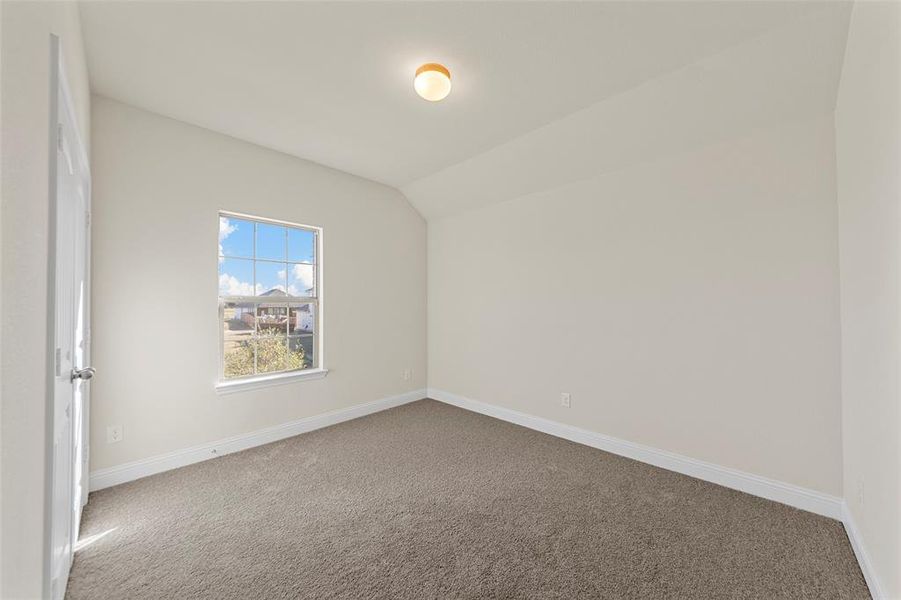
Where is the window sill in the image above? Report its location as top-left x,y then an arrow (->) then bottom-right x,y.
215,368 -> 329,395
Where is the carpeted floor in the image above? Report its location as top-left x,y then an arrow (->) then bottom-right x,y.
66,399 -> 869,599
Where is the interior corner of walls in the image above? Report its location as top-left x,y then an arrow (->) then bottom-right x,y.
828,0 -> 855,114
398,189 -> 428,224
841,501 -> 890,600
835,1 -> 901,597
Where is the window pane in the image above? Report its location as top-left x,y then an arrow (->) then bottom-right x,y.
287,228 -> 315,263
222,302 -> 254,378
255,304 -> 289,334
256,222 -> 286,261
287,263 -> 315,297
289,303 -> 315,369
255,330 -> 289,374
288,303 -> 315,335
219,216 -> 253,259
255,261 -> 287,296
219,258 -> 254,296
219,215 -> 320,381
288,335 -> 313,369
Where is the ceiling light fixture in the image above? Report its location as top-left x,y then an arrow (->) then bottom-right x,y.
414,63 -> 451,102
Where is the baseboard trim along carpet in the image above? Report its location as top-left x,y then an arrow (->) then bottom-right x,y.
842,501 -> 887,600
88,388 -> 427,491
73,399 -> 870,600
427,388 -> 843,521
431,389 -> 886,599
88,388 -> 879,599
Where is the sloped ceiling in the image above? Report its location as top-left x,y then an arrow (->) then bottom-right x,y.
403,4 -> 852,219
79,1 -> 851,220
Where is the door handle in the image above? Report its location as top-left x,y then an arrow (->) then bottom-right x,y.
71,367 -> 96,382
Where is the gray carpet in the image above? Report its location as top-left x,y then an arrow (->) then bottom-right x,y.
67,399 -> 869,599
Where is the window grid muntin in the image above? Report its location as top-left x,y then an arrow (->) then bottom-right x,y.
220,291 -> 319,378
219,212 -> 321,382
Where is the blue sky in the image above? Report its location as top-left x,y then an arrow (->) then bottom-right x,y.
219,216 -> 316,296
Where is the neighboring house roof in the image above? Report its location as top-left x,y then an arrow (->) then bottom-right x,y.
261,288 -> 288,297
233,289 -> 315,309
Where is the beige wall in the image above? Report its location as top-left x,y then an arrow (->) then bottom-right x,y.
0,3 -> 893,597
89,97 -> 426,471
0,2 -> 91,598
835,1 -> 901,597
428,113 -> 843,496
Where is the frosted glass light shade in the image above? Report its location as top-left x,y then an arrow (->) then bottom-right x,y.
414,63 -> 451,102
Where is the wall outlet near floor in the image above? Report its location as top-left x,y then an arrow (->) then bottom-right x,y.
857,479 -> 865,507
560,393 -> 571,408
403,368 -> 412,381
107,424 -> 123,444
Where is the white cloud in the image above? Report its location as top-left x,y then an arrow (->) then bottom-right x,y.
220,255 -> 314,298
218,217 -> 237,264
218,272 -> 255,296
291,263 -> 315,296
219,217 -> 237,241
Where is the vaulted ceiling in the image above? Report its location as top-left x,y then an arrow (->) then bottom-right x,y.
80,1 -> 851,219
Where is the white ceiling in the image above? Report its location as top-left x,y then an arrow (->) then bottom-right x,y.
80,1 -> 850,219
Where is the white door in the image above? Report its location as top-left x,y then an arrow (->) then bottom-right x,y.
50,38 -> 92,600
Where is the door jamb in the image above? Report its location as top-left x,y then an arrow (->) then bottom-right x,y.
43,33 -> 61,600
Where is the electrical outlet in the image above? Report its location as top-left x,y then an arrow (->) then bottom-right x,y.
560,393 -> 571,408
857,480 -> 865,507
403,369 -> 412,381
106,425 -> 123,444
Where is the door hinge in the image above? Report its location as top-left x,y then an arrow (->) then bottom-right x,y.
57,123 -> 74,174
55,347 -> 62,377
85,210 -> 91,227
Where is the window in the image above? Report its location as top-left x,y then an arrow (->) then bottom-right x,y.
218,212 -> 322,384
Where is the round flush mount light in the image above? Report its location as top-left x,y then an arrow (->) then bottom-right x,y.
414,63 -> 451,102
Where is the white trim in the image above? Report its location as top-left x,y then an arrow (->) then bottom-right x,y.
842,501 -> 887,600
215,367 -> 329,394
89,388 -> 426,491
219,209 -> 319,232
428,388 -> 843,520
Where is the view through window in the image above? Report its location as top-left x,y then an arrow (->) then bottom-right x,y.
218,212 -> 320,380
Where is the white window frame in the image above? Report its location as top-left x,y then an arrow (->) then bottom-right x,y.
215,211 -> 326,393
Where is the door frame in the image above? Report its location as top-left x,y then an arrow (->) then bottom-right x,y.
45,33 -> 92,600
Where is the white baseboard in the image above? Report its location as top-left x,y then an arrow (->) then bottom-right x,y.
428,388 -> 843,520
842,501 -> 887,600
91,386 -> 881,597
89,388 -> 427,491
